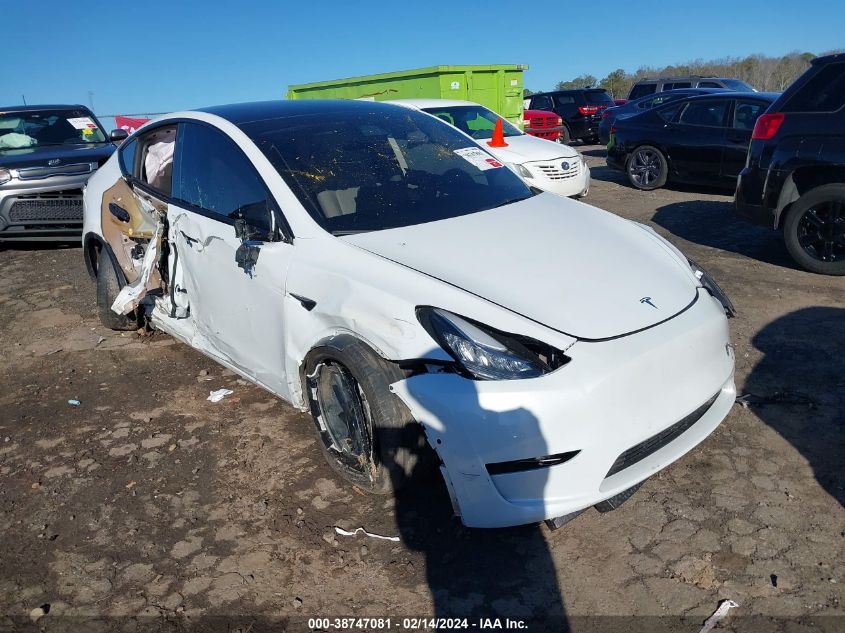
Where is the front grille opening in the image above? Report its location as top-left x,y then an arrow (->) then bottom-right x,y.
487,450 -> 580,476
605,393 -> 720,478
8,189 -> 83,222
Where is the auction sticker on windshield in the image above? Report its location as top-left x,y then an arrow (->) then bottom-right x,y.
453,147 -> 503,170
67,117 -> 98,130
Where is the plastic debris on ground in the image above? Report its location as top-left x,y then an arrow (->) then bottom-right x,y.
207,389 -> 234,403
334,526 -> 400,542
699,600 -> 739,633
67,399 -> 81,406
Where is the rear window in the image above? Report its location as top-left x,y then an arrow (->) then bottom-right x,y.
629,83 -> 657,100
782,62 -> 845,113
584,91 -> 614,106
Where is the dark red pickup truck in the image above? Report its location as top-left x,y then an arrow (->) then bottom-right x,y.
523,109 -> 563,142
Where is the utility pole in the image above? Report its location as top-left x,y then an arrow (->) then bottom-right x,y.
88,91 -> 95,113
22,94 -> 27,105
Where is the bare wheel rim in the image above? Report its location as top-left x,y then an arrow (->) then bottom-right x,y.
312,362 -> 376,478
629,148 -> 661,186
796,199 -> 845,263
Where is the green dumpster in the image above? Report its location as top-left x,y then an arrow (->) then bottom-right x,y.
286,64 -> 528,126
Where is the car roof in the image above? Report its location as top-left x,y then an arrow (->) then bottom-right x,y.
0,104 -> 91,113
633,76 -> 725,82
532,88 -> 608,96
386,98 -> 482,109
675,91 -> 780,102
812,52 -> 845,65
198,99 -> 412,125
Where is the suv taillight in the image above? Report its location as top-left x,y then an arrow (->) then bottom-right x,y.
751,113 -> 785,140
578,106 -> 599,115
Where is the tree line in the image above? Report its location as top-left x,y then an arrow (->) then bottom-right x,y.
525,50 -> 842,99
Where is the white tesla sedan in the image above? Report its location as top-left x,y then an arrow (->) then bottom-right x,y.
388,99 -> 590,198
82,100 -> 736,529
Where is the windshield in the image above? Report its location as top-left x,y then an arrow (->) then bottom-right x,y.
243,106 -> 532,235
721,79 -> 756,92
421,105 -> 522,140
0,109 -> 107,149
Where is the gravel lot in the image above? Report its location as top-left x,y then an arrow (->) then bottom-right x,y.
1,146 -> 842,632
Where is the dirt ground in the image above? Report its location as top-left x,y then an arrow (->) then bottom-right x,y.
1,147 -> 843,633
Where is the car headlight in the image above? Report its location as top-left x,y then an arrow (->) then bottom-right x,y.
0,168 -> 11,185
417,307 -> 569,380
688,259 -> 736,318
506,162 -> 533,180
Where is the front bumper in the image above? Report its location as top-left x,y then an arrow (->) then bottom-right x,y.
391,289 -> 735,528
525,125 -> 563,142
522,158 -> 591,198
0,173 -> 92,240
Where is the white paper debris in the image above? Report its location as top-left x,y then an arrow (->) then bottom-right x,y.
699,600 -> 739,633
334,526 -> 400,542
207,389 -> 233,403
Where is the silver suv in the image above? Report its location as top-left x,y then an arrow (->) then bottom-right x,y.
627,76 -> 756,100
0,105 -> 124,241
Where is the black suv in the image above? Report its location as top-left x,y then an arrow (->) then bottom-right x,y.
628,76 -> 755,100
735,53 -> 845,275
527,89 -> 615,144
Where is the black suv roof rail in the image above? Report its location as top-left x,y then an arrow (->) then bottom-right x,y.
534,87 -> 608,95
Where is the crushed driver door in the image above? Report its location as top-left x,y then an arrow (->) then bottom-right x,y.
162,121 -> 294,398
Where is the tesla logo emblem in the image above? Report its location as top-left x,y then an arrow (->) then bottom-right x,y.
48,159 -> 61,166
640,297 -> 658,309
561,161 -> 570,170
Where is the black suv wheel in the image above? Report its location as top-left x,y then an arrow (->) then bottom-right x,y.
783,184 -> 845,275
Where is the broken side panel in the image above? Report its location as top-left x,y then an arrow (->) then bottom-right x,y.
101,180 -> 167,315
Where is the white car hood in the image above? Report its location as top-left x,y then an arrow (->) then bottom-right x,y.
483,134 -> 578,164
342,194 -> 698,340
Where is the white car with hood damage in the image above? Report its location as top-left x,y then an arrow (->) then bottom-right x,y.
388,99 -> 590,198
82,99 -> 736,529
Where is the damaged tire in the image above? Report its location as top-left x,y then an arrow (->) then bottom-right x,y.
96,253 -> 138,331
304,337 -> 433,494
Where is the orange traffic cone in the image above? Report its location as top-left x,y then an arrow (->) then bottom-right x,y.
487,118 -> 508,147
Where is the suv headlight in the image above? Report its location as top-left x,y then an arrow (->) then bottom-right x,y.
417,307 -> 569,380
0,168 -> 11,185
688,259 -> 736,318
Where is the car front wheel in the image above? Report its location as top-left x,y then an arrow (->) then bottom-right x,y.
96,250 -> 138,331
304,337 -> 433,494
783,184 -> 845,275
626,145 -> 668,190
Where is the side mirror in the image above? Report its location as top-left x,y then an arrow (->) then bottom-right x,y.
234,218 -> 271,242
110,129 -> 129,142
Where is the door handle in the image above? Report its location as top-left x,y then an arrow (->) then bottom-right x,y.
726,133 -> 748,144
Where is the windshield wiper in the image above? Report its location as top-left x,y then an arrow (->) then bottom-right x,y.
489,195 -> 532,210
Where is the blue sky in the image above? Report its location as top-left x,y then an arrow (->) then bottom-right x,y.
4,0 -> 841,126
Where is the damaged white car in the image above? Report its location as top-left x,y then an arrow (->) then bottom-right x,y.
82,100 -> 737,529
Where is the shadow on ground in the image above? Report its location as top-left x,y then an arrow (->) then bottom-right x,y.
652,199 -> 796,268
744,307 -> 845,507
388,376 -> 570,631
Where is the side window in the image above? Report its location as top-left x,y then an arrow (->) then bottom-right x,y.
732,100 -> 766,130
671,82 -> 692,89
678,100 -> 729,127
120,125 -> 176,196
782,62 -> 845,113
629,83 -> 657,99
698,81 -> 722,88
656,103 -> 683,122
554,95 -> 575,106
174,123 -> 273,233
532,95 -> 553,110
118,138 -> 138,177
